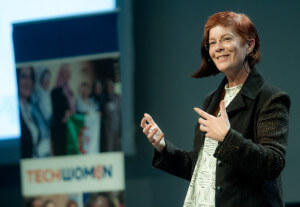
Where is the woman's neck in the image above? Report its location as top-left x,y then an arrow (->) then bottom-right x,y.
225,65 -> 251,88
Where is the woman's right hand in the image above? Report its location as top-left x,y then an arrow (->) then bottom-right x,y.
140,113 -> 166,153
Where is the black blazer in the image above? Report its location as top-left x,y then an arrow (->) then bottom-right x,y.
152,68 -> 290,207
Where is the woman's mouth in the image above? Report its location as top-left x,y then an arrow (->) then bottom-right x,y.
217,55 -> 229,61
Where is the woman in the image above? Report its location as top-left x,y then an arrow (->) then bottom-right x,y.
76,82 -> 100,154
140,11 -> 290,207
91,79 -> 105,113
101,79 -> 122,152
51,64 -> 74,155
33,67 -> 53,125
32,67 -> 53,157
17,66 -> 40,158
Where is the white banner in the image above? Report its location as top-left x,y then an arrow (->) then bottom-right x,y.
21,152 -> 125,196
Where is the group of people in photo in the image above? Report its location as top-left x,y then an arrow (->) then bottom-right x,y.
25,191 -> 124,207
17,61 -> 122,158
26,198 -> 77,207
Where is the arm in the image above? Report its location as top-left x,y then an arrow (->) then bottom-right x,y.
152,140 -> 193,181
140,113 -> 194,181
214,92 -> 290,180
145,93 -> 214,181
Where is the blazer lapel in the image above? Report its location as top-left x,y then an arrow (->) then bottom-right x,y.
205,68 -> 265,115
226,68 -> 265,113
226,92 -> 246,113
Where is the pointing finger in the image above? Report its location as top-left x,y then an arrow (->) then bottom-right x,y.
194,107 -> 211,120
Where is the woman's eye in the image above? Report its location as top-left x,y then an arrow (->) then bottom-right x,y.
223,37 -> 232,42
209,41 -> 216,46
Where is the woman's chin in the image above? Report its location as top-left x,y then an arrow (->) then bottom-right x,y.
216,66 -> 228,73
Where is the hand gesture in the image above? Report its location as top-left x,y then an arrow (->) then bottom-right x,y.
194,100 -> 230,142
140,113 -> 166,152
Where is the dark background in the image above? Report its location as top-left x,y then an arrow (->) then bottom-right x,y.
129,0 -> 300,206
1,0 -> 300,206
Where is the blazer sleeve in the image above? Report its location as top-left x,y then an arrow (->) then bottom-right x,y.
214,92 -> 290,181
151,91 -> 215,181
152,139 -> 194,181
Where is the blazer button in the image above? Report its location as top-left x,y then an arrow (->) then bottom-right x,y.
217,160 -> 223,167
216,186 -> 222,193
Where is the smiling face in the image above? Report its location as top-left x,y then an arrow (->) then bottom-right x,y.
208,25 -> 249,75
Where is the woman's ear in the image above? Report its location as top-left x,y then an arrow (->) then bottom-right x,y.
247,38 -> 255,54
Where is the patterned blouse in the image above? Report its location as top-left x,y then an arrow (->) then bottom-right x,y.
183,84 -> 243,207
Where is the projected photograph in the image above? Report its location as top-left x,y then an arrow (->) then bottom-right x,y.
83,191 -> 125,207
24,193 -> 81,207
24,191 -> 125,207
17,55 -> 122,158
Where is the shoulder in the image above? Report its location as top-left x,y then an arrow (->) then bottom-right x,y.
258,81 -> 290,105
259,81 -> 284,97
242,68 -> 290,109
255,81 -> 291,118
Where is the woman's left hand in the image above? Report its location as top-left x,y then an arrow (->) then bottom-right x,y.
194,100 -> 230,142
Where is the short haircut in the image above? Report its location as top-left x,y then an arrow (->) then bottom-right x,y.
192,11 -> 261,78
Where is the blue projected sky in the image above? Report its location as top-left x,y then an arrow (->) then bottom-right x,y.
0,0 -> 116,140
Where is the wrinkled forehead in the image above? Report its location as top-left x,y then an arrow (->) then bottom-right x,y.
208,25 -> 237,39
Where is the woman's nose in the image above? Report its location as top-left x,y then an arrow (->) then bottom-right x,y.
215,41 -> 225,51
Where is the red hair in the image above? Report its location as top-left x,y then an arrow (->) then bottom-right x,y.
192,11 -> 261,78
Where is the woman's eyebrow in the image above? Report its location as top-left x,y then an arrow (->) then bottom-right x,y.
209,33 -> 234,41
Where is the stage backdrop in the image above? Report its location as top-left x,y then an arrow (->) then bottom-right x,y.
14,12 -> 126,207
